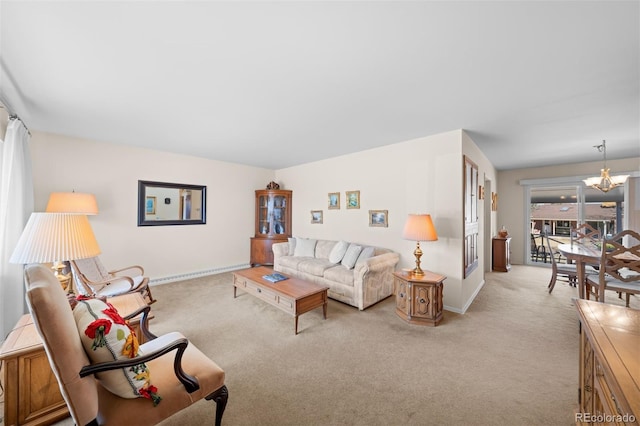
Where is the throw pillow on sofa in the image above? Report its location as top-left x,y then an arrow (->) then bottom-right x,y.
356,246 -> 375,265
287,237 -> 296,255
73,297 -> 161,405
294,238 -> 317,257
329,241 -> 349,264
341,243 -> 362,269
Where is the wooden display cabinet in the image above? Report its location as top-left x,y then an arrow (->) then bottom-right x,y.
492,237 -> 511,272
393,270 -> 446,326
250,189 -> 292,266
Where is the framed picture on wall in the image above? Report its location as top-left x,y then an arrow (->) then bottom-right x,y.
328,192 -> 340,209
145,196 -> 156,215
369,210 -> 388,227
311,210 -> 323,224
346,190 -> 360,209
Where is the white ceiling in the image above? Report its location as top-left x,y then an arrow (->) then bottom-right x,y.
1,1 -> 638,170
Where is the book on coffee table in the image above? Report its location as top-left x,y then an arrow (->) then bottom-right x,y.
262,273 -> 288,283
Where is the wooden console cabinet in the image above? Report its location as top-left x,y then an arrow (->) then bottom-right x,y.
251,189 -> 292,266
0,293 -> 152,426
393,270 -> 446,326
492,237 -> 511,272
574,299 -> 639,425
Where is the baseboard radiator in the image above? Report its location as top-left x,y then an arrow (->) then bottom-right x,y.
149,263 -> 251,286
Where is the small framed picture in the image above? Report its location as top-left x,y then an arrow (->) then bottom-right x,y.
145,196 -> 156,215
478,185 -> 485,200
369,210 -> 388,227
328,192 -> 340,209
346,190 -> 360,209
311,210 -> 323,224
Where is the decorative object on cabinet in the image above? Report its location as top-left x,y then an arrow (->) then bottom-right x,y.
582,140 -> 629,193
251,189 -> 292,266
328,192 -> 340,209
266,181 -> 280,189
393,270 -> 446,326
574,299 -> 639,424
464,156 -> 479,277
137,180 -> 206,226
402,214 -> 438,276
492,236 -> 511,272
498,226 -> 508,238
346,190 -> 360,209
311,210 -> 323,224
369,210 -> 388,227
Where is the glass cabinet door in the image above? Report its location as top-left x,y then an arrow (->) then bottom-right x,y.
254,190 -> 292,238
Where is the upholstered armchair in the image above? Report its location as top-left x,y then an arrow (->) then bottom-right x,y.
24,264 -> 228,426
71,256 -> 156,304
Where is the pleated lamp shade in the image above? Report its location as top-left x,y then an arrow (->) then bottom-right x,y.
46,192 -> 99,215
10,213 -> 101,264
402,214 -> 438,242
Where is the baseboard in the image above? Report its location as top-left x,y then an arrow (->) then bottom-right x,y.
149,263 -> 251,286
443,278 -> 486,314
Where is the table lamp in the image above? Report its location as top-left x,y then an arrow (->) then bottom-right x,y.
10,213 -> 102,292
402,214 -> 438,276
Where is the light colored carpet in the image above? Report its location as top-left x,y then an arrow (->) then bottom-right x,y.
42,265 -> 639,426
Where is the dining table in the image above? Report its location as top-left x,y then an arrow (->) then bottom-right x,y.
557,243 -> 601,300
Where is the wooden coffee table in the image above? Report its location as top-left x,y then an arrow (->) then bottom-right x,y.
232,267 -> 328,334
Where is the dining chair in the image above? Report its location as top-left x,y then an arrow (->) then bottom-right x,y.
71,256 -> 156,304
571,223 -> 601,244
546,235 -> 595,293
585,229 -> 640,306
24,263 -> 228,426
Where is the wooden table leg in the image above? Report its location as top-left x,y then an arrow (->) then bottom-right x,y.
577,260 -> 585,300
294,316 -> 299,335
323,301 -> 327,319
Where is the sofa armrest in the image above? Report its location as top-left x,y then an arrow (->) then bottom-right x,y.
272,242 -> 289,271
354,252 -> 400,310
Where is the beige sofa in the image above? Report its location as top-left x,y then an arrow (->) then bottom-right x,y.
272,238 -> 400,310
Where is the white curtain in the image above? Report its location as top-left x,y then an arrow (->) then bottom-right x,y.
0,117 -> 33,340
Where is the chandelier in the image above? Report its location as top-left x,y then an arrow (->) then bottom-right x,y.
582,140 -> 629,193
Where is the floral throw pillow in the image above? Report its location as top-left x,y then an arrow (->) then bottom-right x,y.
73,296 -> 161,406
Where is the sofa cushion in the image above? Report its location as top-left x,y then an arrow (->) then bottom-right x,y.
356,246 -> 375,265
315,240 -> 337,259
294,238 -> 317,257
298,259 -> 335,276
279,256 -> 308,270
329,241 -> 349,264
341,244 -> 362,269
323,265 -> 355,286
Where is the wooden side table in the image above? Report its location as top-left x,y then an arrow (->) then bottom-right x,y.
492,237 -> 511,272
0,293 -> 152,426
393,270 -> 446,326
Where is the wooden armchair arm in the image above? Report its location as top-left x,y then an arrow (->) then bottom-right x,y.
122,305 -> 157,341
109,265 -> 144,276
79,332 -> 200,393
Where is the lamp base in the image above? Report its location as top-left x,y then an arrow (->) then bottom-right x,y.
412,242 -> 424,276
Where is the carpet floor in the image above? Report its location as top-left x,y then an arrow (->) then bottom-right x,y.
39,265 -> 639,426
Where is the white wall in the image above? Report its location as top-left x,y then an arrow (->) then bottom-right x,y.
497,157 -> 640,264
30,132 -> 274,280
275,129 -> 496,313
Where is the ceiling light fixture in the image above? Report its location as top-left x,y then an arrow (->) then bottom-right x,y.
582,140 -> 628,193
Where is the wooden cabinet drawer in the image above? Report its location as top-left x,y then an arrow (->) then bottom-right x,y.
276,296 -> 294,314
